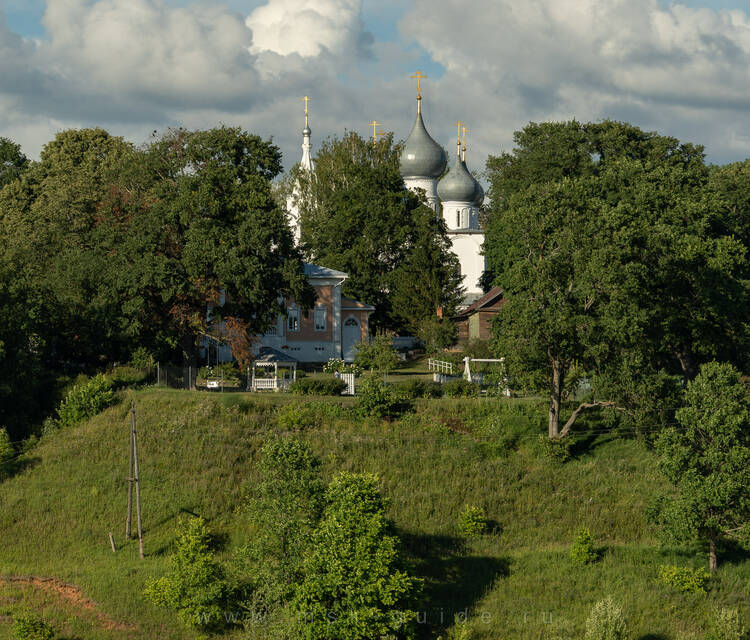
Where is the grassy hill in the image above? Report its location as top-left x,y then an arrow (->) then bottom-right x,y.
0,388 -> 748,639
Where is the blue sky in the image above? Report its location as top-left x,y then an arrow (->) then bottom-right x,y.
3,0 -> 750,168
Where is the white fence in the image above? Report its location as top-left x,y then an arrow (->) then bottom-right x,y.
428,358 -> 454,375
341,373 -> 356,395
251,378 -> 290,392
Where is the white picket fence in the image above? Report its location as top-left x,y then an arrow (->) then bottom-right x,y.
341,373 -> 356,395
428,358 -> 453,375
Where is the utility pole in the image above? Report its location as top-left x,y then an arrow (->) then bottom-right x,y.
126,402 -> 134,539
126,401 -> 144,558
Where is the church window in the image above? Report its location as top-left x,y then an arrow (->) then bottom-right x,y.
456,211 -> 461,228
287,308 -> 300,332
314,307 -> 327,332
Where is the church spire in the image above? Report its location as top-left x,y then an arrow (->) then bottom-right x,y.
300,96 -> 314,173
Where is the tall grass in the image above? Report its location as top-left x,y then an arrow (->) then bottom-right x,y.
0,388 -> 746,639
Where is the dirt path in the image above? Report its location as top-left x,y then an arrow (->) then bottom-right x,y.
0,575 -> 136,632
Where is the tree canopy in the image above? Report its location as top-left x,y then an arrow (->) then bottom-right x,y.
295,131 -> 463,336
484,120 -> 750,437
0,137 -> 28,188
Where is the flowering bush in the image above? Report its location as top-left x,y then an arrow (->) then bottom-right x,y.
322,358 -> 363,376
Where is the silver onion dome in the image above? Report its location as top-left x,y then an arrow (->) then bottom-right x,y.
399,111 -> 448,179
438,158 -> 481,203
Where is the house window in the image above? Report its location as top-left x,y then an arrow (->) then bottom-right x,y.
314,307 -> 327,332
287,308 -> 300,332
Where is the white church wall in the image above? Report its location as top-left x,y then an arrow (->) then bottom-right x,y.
449,232 -> 485,294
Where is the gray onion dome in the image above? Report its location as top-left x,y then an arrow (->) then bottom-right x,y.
399,112 -> 447,179
438,158 -> 480,203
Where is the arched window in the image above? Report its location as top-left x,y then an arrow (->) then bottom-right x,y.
456,210 -> 461,228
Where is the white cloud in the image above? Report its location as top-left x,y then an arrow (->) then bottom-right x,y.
41,0 -> 258,105
4,0 -> 750,170
399,0 -> 750,164
246,0 -> 367,57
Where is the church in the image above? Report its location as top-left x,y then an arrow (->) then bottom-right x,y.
288,73 -> 486,305
248,75 -> 487,363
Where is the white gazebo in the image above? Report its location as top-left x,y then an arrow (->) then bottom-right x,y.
249,347 -> 299,392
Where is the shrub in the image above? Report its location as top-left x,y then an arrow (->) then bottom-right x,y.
322,358 -> 362,376
570,528 -> 598,565
539,434 -> 573,463
289,378 -> 346,396
0,428 -> 14,479
108,366 -> 150,389
658,565 -> 711,594
457,505 -> 488,538
442,379 -> 479,398
392,379 -> 442,399
292,472 -> 419,640
130,347 -> 156,369
708,608 -> 747,640
276,403 -> 322,430
57,374 -> 116,429
12,612 -> 55,640
144,516 -> 229,629
584,597 -> 628,640
357,375 -> 406,418
354,333 -> 400,376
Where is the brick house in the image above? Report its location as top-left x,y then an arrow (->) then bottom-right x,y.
254,263 -> 374,362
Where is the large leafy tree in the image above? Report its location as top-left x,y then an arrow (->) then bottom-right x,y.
95,126 -> 314,372
651,361 -> 750,572
484,121 -> 749,437
295,131 -> 463,333
0,128 -> 134,369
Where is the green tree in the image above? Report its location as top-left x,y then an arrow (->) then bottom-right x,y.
484,121 -> 749,437
293,472 -> 420,640
241,440 -> 324,609
651,361 -> 750,572
0,137 -> 28,188
296,131 -> 463,332
144,516 -> 229,629
95,127 -> 314,375
0,128 -> 134,369
354,333 -> 400,379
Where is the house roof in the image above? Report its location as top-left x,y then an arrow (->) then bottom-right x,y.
304,263 -> 348,279
342,296 -> 375,311
254,346 -> 299,365
454,286 -> 504,318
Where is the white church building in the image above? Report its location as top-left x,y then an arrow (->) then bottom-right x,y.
288,80 -> 486,306
399,84 -> 485,304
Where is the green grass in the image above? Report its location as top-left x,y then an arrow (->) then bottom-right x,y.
0,388 -> 747,639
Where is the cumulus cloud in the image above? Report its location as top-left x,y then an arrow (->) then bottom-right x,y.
246,0 -> 370,58
3,0 -> 750,170
400,0 -> 750,163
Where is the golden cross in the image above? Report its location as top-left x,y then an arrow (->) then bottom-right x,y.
453,120 -> 464,155
369,120 -> 381,146
410,69 -> 428,98
302,96 -> 311,126
462,126 -> 470,161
